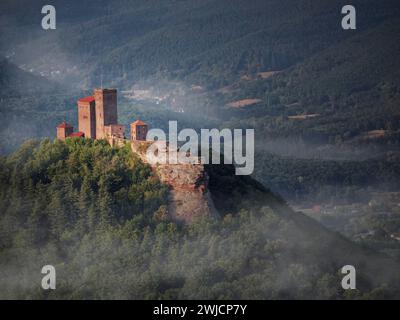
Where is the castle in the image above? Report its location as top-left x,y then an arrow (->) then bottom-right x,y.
56,88 -> 216,223
57,88 -> 148,146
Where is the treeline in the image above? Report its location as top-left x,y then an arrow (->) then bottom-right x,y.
0,138 -> 168,247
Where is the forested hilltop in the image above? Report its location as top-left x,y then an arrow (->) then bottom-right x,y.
1,139 -> 400,299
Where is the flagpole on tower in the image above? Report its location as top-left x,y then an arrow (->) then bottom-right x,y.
101,67 -> 103,89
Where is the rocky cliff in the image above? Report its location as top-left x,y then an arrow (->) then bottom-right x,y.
131,141 -> 217,223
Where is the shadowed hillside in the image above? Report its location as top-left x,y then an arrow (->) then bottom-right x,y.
225,16 -> 400,144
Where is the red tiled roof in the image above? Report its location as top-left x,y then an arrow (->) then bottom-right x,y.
68,132 -> 85,138
78,96 -> 95,103
57,122 -> 72,128
131,120 -> 147,126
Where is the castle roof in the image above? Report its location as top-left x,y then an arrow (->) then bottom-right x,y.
78,96 -> 95,103
69,132 -> 85,138
131,120 -> 147,126
57,122 -> 72,128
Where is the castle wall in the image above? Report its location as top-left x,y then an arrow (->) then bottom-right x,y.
104,124 -> 125,146
104,124 -> 125,138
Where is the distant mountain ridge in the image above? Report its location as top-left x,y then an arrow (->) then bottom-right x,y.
1,0 -> 399,88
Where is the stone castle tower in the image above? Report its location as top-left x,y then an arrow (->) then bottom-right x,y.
94,88 -> 118,139
78,96 -> 96,139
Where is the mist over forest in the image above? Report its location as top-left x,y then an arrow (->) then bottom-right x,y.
1,0 -> 400,299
